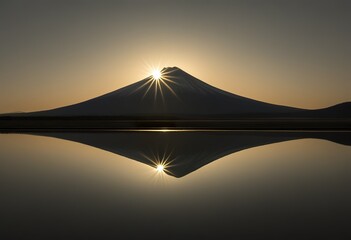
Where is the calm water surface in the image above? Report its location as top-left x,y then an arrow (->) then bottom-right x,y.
1,131 -> 350,239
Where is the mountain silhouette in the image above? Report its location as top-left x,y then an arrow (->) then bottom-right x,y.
32,131 -> 351,178
27,67 -> 305,117
1,66 -> 349,119
297,102 -> 351,118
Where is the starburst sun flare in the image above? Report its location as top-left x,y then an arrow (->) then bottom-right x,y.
152,69 -> 162,80
131,67 -> 179,101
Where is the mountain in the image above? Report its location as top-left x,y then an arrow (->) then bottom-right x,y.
297,102 -> 351,118
26,67 -> 304,117
2,66 -> 349,119
31,131 -> 351,178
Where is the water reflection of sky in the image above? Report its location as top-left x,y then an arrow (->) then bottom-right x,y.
1,133 -> 350,239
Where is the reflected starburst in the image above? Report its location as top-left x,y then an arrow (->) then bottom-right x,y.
156,164 -> 164,172
140,147 -> 177,178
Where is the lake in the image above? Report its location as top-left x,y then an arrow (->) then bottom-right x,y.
1,131 -> 350,239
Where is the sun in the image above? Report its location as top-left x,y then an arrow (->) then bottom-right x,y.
132,66 -> 178,101
152,69 -> 162,80
156,164 -> 165,173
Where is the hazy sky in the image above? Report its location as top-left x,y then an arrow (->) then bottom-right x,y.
0,0 -> 350,113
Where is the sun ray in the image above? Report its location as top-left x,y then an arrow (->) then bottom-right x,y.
157,79 -> 165,103
139,146 -> 178,177
142,79 -> 156,99
162,77 -> 180,85
154,79 -> 158,101
160,79 -> 179,98
130,66 -> 182,102
129,78 -> 154,95
140,152 -> 158,166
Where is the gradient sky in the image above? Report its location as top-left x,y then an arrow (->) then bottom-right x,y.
0,0 -> 350,113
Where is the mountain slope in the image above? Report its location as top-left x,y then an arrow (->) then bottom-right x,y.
300,102 -> 351,118
28,67 -> 303,117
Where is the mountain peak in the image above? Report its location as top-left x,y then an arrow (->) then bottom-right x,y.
160,66 -> 183,77
158,66 -> 206,87
161,66 -> 180,71
162,66 -> 178,70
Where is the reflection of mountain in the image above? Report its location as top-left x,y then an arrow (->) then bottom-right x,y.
33,131 -> 351,178
25,67 -> 304,117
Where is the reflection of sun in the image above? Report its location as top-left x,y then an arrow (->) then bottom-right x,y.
140,148 -> 176,177
156,164 -> 165,172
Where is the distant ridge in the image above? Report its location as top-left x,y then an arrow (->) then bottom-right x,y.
3,67 -> 351,118
307,102 -> 351,117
